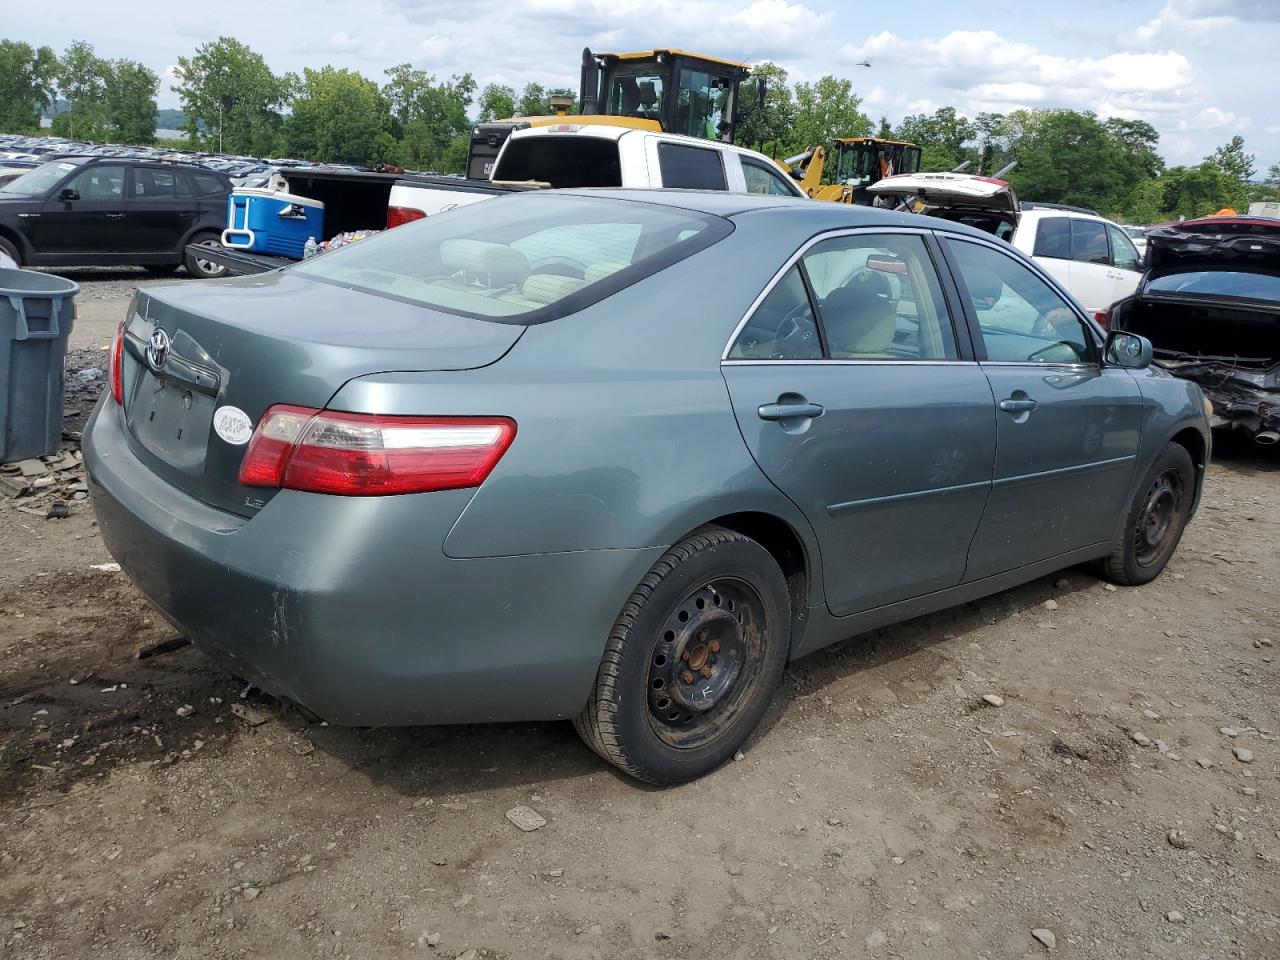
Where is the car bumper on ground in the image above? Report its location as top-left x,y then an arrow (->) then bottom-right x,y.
83,396 -> 663,726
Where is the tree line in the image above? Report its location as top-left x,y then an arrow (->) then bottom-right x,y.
3,36 -> 1277,222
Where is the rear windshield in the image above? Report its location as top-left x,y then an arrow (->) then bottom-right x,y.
292,193 -> 730,323
1147,271 -> 1280,303
494,136 -> 621,188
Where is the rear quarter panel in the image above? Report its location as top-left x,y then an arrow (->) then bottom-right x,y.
328,216 -> 824,585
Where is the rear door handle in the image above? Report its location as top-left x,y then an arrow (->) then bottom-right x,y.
106,213 -> 125,220
758,399 -> 824,421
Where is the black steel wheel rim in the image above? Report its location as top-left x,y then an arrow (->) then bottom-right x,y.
646,577 -> 767,750
1134,468 -> 1184,567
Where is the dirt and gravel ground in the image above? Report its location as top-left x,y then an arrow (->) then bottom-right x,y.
2,272 -> 1278,960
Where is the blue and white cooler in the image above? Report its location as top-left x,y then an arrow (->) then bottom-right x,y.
222,188 -> 325,260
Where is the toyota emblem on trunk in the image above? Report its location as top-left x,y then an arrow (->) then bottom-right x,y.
146,328 -> 171,372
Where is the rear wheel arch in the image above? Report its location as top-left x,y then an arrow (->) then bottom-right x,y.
0,227 -> 27,265
696,511 -> 814,658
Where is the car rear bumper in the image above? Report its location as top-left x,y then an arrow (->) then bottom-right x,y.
83,396 -> 663,725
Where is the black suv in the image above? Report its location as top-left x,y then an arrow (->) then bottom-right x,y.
0,157 -> 231,277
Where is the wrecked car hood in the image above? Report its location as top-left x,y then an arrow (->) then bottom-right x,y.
867,172 -> 1019,216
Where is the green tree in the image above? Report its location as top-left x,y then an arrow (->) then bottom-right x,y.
477,83 -> 515,122
0,39 -> 58,133
733,61 -> 795,154
791,75 -> 870,179
1157,163 -> 1248,219
52,40 -> 108,139
1208,135 -> 1255,184
998,109 -> 1138,212
103,59 -> 159,143
897,106 -> 976,171
282,66 -> 396,164
383,64 -> 476,172
516,82 -> 549,117
173,38 -> 289,154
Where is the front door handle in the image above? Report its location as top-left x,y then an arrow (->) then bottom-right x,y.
998,398 -> 1038,413
106,213 -> 125,220
759,399 -> 824,421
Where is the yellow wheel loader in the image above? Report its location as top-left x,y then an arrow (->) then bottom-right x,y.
467,48 -> 762,179
785,137 -> 922,205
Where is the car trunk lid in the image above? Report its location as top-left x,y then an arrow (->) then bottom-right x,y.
1144,216 -> 1280,277
119,271 -> 524,517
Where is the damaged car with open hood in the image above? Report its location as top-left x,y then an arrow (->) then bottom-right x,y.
1104,216 -> 1280,446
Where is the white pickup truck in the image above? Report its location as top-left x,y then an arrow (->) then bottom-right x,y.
386,122 -> 805,224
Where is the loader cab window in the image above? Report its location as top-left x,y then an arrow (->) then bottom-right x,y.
606,63 -> 667,122
674,68 -> 729,140
836,144 -> 878,186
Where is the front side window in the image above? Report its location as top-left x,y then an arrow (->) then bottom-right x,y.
742,159 -> 798,196
1106,224 -> 1141,271
728,265 -> 821,360
1071,218 -> 1109,265
292,193 -> 730,323
947,238 -> 1094,364
657,142 -> 727,190
803,234 -> 958,360
67,164 -> 126,201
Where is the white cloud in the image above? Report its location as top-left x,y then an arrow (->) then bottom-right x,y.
1135,0 -> 1280,48
841,30 -> 1192,118
1190,106 -> 1250,131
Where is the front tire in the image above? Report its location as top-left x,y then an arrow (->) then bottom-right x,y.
183,233 -> 229,279
574,526 -> 790,785
1101,442 -> 1195,586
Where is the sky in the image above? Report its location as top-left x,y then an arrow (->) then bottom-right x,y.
7,0 -> 1279,171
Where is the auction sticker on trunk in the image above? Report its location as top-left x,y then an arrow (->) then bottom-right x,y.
213,406 -> 253,445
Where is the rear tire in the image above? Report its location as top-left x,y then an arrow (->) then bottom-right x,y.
574,526 -> 790,785
183,232 -> 228,279
1100,442 -> 1195,586
0,236 -> 21,267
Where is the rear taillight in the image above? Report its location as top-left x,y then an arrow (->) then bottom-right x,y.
109,319 -> 124,404
1093,309 -> 1110,330
386,206 -> 426,228
238,404 -> 516,496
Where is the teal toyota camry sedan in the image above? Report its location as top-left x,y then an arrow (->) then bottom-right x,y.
84,189 -> 1211,784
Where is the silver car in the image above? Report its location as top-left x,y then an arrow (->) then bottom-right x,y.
85,190 -> 1211,784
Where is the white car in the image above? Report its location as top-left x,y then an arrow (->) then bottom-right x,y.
868,172 -> 1143,318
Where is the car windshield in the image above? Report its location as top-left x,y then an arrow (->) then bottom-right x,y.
1147,271 -> 1280,303
0,159 -> 82,196
292,193 -> 730,323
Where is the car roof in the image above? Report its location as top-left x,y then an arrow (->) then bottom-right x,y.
552,188 -> 998,238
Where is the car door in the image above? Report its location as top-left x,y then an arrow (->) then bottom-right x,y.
33,163 -> 128,257
125,166 -> 196,255
1064,217 -> 1116,314
720,229 -> 997,616
737,157 -> 803,197
1105,222 -> 1143,306
940,235 -> 1144,580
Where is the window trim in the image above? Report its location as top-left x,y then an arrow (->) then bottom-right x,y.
937,233 -> 1105,368
721,225 -> 971,363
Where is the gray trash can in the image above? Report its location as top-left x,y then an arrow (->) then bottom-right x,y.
0,268 -> 78,463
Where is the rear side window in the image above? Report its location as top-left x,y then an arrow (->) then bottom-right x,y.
292,193 -> 731,323
191,172 -> 227,197
495,137 -> 622,188
132,168 -> 189,199
1032,217 -> 1071,258
657,143 -> 727,190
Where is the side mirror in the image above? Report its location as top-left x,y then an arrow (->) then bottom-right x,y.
1104,330 -> 1153,369
58,187 -> 79,202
